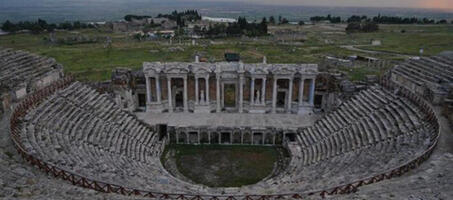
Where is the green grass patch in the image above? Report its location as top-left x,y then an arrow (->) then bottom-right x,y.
166,144 -> 279,187
337,64 -> 390,81
1,24 -> 451,82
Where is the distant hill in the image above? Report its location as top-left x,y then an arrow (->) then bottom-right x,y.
1,0 -> 452,23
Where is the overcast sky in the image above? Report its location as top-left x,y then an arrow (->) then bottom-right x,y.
199,0 -> 453,10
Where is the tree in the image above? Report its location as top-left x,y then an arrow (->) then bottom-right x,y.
346,22 -> 379,33
238,17 -> 247,30
47,23 -> 56,32
37,19 -> 48,30
260,17 -> 268,34
177,14 -> 185,27
59,22 -> 73,30
30,23 -> 43,34
437,19 -> 447,24
1,20 -> 16,32
193,25 -> 202,35
361,22 -> 379,32
269,16 -> 275,24
280,18 -> 289,24
73,21 -> 81,29
347,15 -> 365,23
345,22 -> 361,33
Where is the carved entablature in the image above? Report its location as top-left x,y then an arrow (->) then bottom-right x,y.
246,64 -> 270,75
143,62 -> 165,77
191,63 -> 213,77
271,64 -> 297,79
220,73 -> 238,80
298,64 -> 319,78
163,63 -> 190,75
143,61 -> 318,79
218,62 -> 240,73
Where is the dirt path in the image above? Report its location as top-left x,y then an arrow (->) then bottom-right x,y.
340,45 -> 412,57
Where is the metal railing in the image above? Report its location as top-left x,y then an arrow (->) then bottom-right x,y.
9,75 -> 440,199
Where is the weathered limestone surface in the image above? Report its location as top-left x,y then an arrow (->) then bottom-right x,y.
10,81 -> 437,197
0,48 -> 63,100
142,61 -> 318,114
390,53 -> 453,105
136,112 -> 317,129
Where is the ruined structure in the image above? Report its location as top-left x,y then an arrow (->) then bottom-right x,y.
142,61 -> 319,114
10,77 -> 439,198
390,52 -> 453,105
1,48 -> 444,199
0,48 -> 63,114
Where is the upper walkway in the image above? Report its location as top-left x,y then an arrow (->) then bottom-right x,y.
136,112 -> 318,129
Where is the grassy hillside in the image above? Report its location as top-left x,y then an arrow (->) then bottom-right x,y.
0,24 -> 451,81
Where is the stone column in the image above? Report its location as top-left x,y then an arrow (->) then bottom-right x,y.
261,78 -> 266,105
205,76 -> 210,105
250,77 -> 255,106
241,132 -> 244,144
298,78 -> 305,106
216,74 -> 221,112
195,77 -> 199,105
287,78 -> 293,112
167,77 -> 173,113
155,75 -> 161,103
146,76 -> 152,103
198,131 -> 200,144
208,131 -> 211,144
272,77 -> 277,113
309,78 -> 315,105
239,75 -> 244,113
183,76 -> 188,112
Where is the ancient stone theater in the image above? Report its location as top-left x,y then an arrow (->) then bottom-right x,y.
1,47 -> 450,199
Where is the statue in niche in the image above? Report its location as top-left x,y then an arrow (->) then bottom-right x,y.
255,90 -> 260,105
200,90 -> 205,104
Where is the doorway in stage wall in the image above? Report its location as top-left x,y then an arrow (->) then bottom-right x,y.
138,93 -> 146,107
314,94 -> 323,109
175,89 -> 184,108
224,84 -> 236,109
172,78 -> 184,112
277,91 -> 286,108
276,79 -> 289,111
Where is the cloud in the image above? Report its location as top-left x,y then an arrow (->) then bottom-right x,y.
418,0 -> 453,10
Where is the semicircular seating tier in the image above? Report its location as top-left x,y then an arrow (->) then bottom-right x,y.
0,48 -> 63,99
16,81 -> 438,197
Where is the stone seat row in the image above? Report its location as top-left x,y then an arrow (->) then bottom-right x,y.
26,83 -> 163,157
0,49 -> 59,83
407,59 -> 453,82
262,125 -> 432,192
297,87 -> 417,149
53,82 -> 158,148
255,87 -> 436,193
296,87 -> 426,165
20,82 -> 202,193
16,80 -> 438,196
